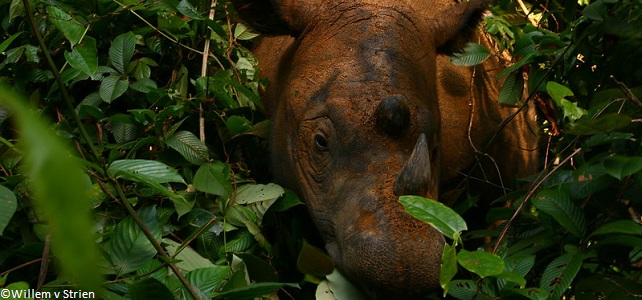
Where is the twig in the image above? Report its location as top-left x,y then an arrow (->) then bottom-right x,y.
491,147 -> 583,253
112,0 -> 204,55
198,0 -> 219,143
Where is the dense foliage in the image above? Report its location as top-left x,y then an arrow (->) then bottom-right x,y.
0,0 -> 640,299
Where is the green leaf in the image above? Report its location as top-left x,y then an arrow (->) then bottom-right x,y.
503,287 -> 549,300
532,189 -> 586,238
602,155 -> 642,180
111,120 -> 138,143
539,252 -> 585,299
226,115 -> 254,137
128,278 -> 174,300
457,249 -> 505,278
589,220 -> 642,237
186,267 -> 231,297
450,43 -> 491,66
193,162 -> 232,197
496,270 -> 526,288
164,238 -> 216,271
399,195 -> 467,240
0,32 -> 23,53
315,269 -> 367,300
234,23 -> 260,41
0,86 -> 102,292
235,183 -> 284,205
566,113 -> 631,135
297,240 -> 334,277
177,0 -> 204,19
583,0 -> 607,21
106,206 -> 160,276
99,75 -> 129,103
64,37 -> 98,76
212,282 -> 299,299
108,159 -> 185,184
46,6 -> 85,46
0,185 -> 17,236
546,81 -> 586,122
440,243 -> 458,296
498,72 -> 524,106
165,130 -> 209,165
448,280 -> 481,300
109,32 -> 137,74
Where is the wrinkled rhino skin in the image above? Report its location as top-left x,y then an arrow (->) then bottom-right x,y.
232,0 -> 538,298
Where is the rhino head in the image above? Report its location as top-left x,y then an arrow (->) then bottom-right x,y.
234,0 -> 488,297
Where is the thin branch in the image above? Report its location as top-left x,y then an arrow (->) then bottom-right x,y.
491,147 -> 583,253
112,0 -> 204,55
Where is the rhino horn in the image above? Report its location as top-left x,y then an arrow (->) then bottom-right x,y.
394,133 -> 433,197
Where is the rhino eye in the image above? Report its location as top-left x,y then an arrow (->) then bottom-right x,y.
314,133 -> 328,151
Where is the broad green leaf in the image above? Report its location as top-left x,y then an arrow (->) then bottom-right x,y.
450,43 -> 490,66
219,230 -> 254,255
440,243 -> 458,296
566,113 -> 631,135
212,282 -> 299,299
399,195 -> 467,240
315,269 -> 367,300
64,37 -> 98,76
111,121 -> 138,143
235,183 -> 284,205
539,252 -> 585,299
109,32 -> 136,74
297,240 -> 334,277
589,219 -> 642,237
575,275 -> 642,300
164,238 -> 215,271
0,86 -> 102,292
165,130 -> 209,165
503,287 -> 548,300
108,159 -> 185,184
9,0 -> 29,23
496,270 -> 526,288
448,280 -> 483,300
583,0 -> 607,21
106,206 -> 160,276
186,267 -> 231,297
457,249 -> 505,278
602,155 -> 642,180
546,81 -> 586,122
177,0 -> 204,19
46,6 -> 86,46
532,189 -> 586,238
99,75 -> 129,103
234,23 -> 260,40
128,278 -> 174,300
0,185 -> 17,235
193,162 -> 232,197
270,189 -> 304,212
129,78 -> 158,93
234,183 -> 284,223
226,115 -> 254,137
498,72 -> 524,106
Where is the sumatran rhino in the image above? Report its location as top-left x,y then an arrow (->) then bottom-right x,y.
232,0 -> 538,298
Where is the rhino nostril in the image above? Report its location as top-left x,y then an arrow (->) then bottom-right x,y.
375,94 -> 410,138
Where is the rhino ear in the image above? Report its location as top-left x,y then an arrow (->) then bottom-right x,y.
232,0 -> 316,36
429,0 -> 488,54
